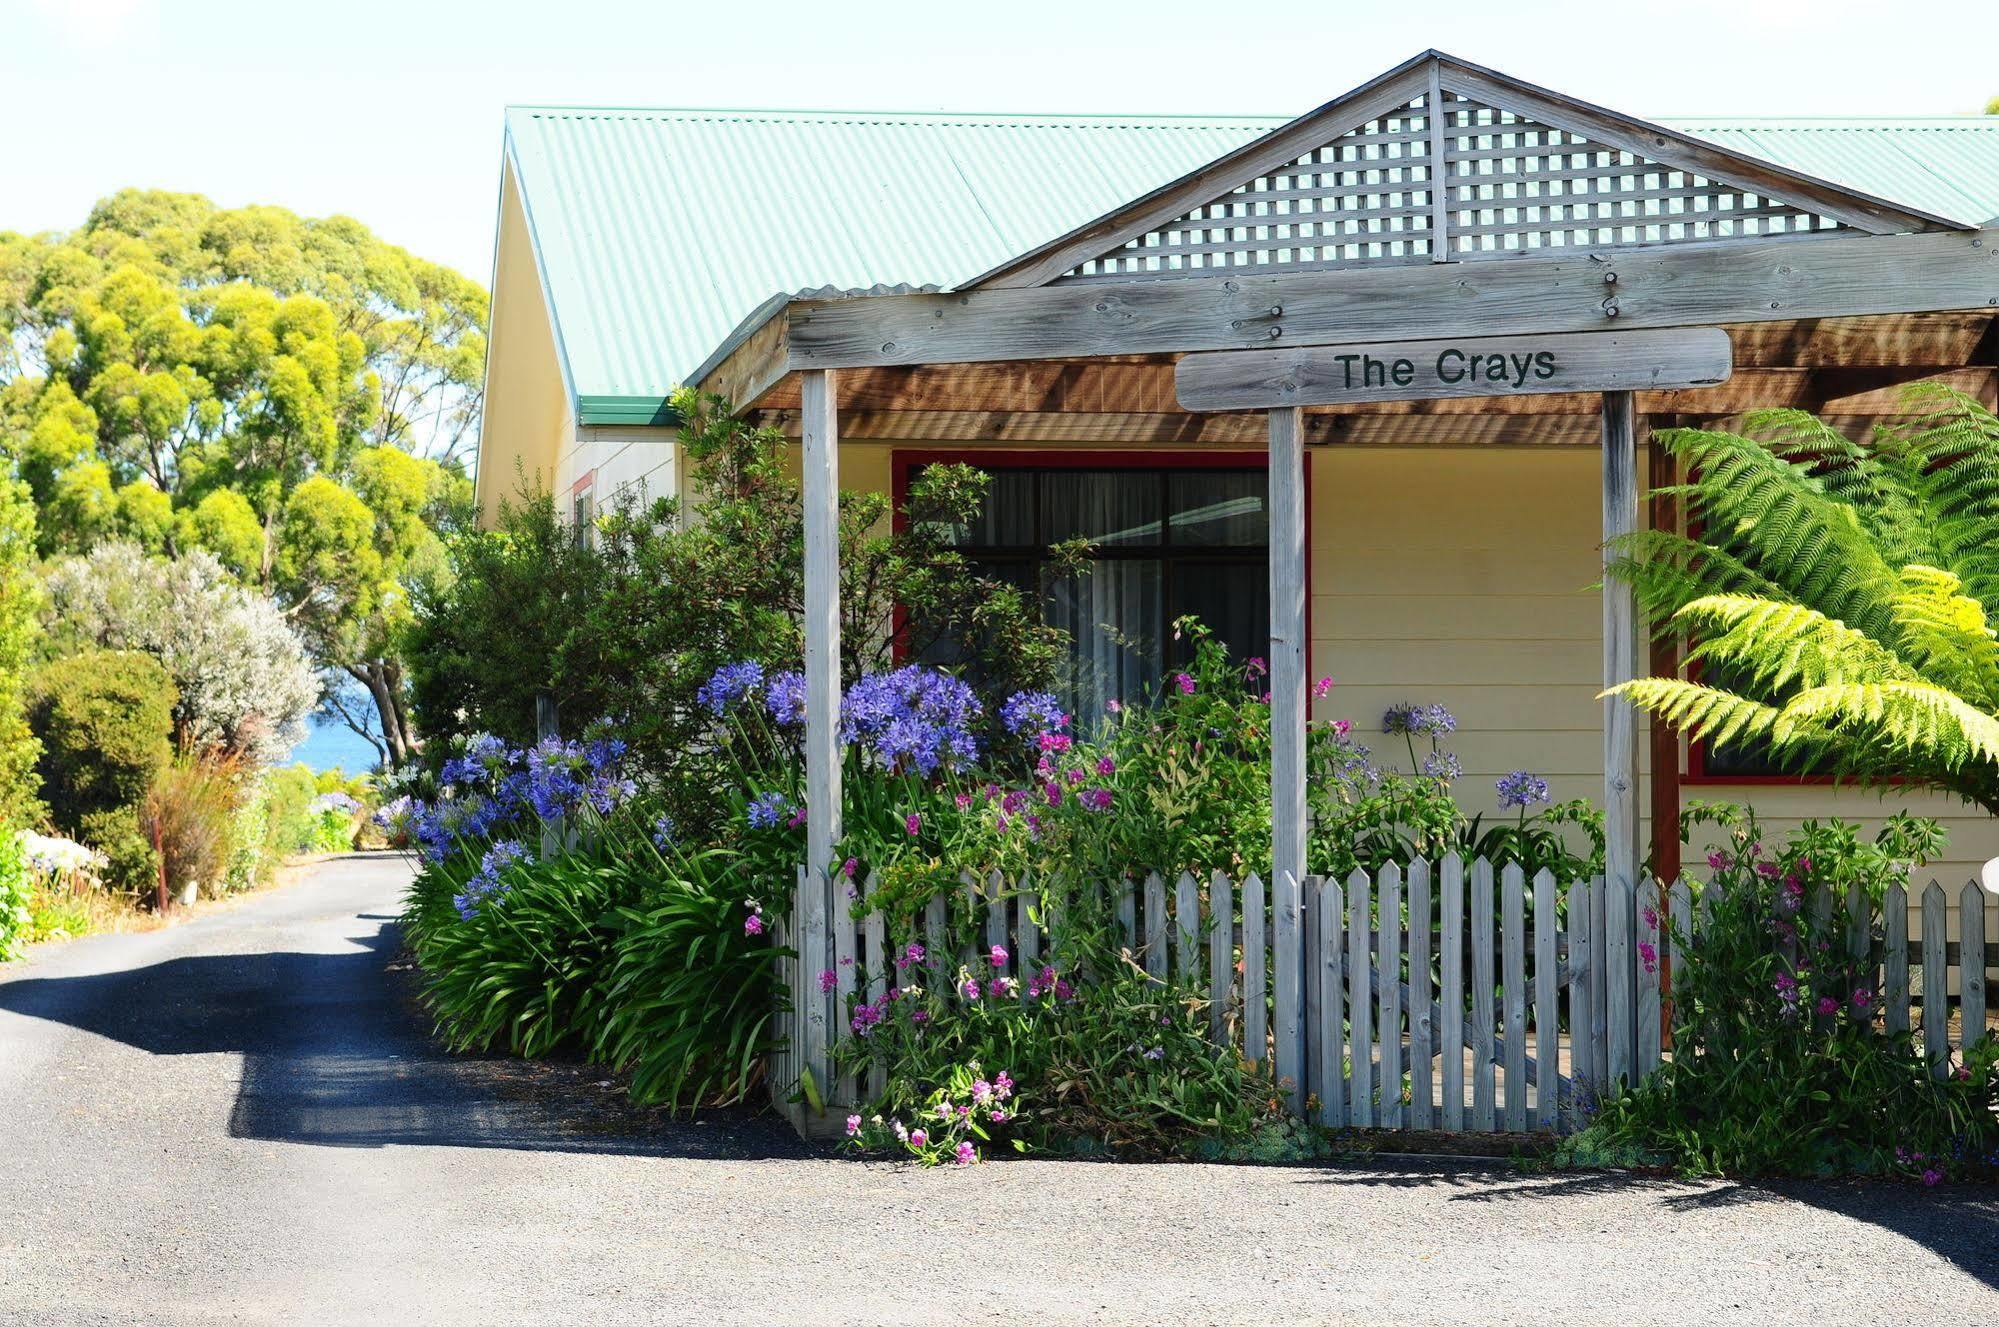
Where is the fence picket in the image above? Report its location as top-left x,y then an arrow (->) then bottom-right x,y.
1275,870 -> 1304,1112
1962,880 -> 1987,1051
925,894 -> 947,990
1568,875 -> 1593,1116
797,866 -> 829,1117
1144,872 -> 1168,980
1668,879 -> 1692,1058
1588,875 -> 1609,1093
1208,870 -> 1233,1047
1636,882 -> 1662,1078
1378,862 -> 1404,1130
1883,881 -> 1909,1036
986,871 -> 1010,969
1347,867 -> 1374,1128
1243,873 -> 1267,1066
863,873 -> 887,1100
1533,868 -> 1559,1132
1440,853 -> 1465,1132
1319,875 -> 1347,1129
1017,881 -> 1040,972
1500,863 -> 1527,1133
1606,875 -> 1633,1090
1118,877 -> 1137,954
1407,858 -> 1434,1130
1176,871 -> 1201,987
1470,856 -> 1496,1132
1922,881 -> 1949,1075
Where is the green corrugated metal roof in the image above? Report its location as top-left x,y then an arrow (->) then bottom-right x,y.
503,106 -> 1999,424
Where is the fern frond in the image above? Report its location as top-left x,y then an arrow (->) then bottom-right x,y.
1887,564 -> 1999,710
1778,679 -> 1999,772
1658,426 -> 1902,640
1675,594 -> 1917,694
1603,530 -> 1789,626
1605,678 -> 1788,756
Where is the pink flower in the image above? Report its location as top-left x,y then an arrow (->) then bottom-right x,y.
1038,731 -> 1073,753
1042,781 -> 1064,807
1106,699 -> 1122,713
909,1128 -> 928,1147
1331,719 -> 1352,738
1816,996 -> 1839,1016
842,857 -> 857,878
1173,672 -> 1196,695
904,812 -> 922,836
954,793 -> 972,810
744,913 -> 764,937
1096,755 -> 1116,776
1642,905 -> 1659,931
1707,851 -> 1731,871
990,1109 -> 1009,1124
1923,1168 -> 1943,1186
960,978 -> 981,1000
994,1070 -> 1013,1098
1638,941 -> 1658,975
1852,989 -> 1873,1009
787,806 -> 807,828
1246,656 -> 1268,677
845,1114 -> 862,1137
896,942 -> 925,969
893,1121 -> 909,1143
818,969 -> 838,994
1313,677 -> 1335,699
989,944 -> 1008,968
938,1102 -> 953,1120
1065,767 -> 1087,786
955,1141 -> 977,1166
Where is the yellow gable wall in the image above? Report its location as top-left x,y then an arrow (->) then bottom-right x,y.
475,159 -> 571,525
828,437 -> 1999,893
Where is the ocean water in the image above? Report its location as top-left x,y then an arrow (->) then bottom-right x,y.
288,714 -> 383,775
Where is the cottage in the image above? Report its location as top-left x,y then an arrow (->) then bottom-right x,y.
475,50 -> 1999,909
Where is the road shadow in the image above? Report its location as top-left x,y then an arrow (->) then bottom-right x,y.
1300,1160 -> 1999,1289
0,916 -> 814,1163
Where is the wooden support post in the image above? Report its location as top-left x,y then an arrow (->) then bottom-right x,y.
1269,405 -> 1308,1112
1601,391 -> 1641,898
1268,405 -> 1308,895
800,368 -> 841,1095
1646,425 -> 1682,888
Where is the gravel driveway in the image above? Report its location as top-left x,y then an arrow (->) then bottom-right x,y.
1,853 -> 1993,1326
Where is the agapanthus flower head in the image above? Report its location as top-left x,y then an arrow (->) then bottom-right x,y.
765,670 -> 807,726
1000,690 -> 1066,735
841,666 -> 982,775
1421,750 -> 1463,781
746,790 -> 793,829
1383,702 -> 1456,736
1495,770 -> 1552,809
698,661 -> 766,714
651,813 -> 677,851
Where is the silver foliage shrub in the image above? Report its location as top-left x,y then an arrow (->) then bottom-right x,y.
42,542 -> 319,765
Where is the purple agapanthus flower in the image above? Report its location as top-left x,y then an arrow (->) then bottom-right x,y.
1495,770 -> 1551,809
1000,690 -> 1066,735
1383,702 -> 1457,737
698,661 -> 766,714
766,670 -> 807,726
747,790 -> 793,829
839,666 -> 982,775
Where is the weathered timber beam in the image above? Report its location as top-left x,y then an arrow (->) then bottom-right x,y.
785,229 -> 1999,369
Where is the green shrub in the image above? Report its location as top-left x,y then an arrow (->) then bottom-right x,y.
76,807 -> 159,897
1575,805 -> 1999,1180
0,829 -> 31,961
28,648 -> 177,892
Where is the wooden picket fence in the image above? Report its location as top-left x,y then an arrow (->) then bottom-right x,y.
771,857 -> 1997,1137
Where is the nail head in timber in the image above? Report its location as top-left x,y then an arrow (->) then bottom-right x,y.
1174,328 -> 1733,412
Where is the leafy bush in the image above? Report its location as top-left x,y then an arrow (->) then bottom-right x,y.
406,391 -> 1064,837
0,476 -> 42,826
28,648 -> 177,895
0,828 -> 31,961
1576,804 -> 1999,1180
41,543 -> 319,764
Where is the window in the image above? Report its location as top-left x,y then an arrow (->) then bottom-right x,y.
911,460 -> 1272,723
572,485 -> 595,549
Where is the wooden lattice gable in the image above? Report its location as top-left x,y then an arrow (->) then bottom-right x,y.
965,52 -> 1969,290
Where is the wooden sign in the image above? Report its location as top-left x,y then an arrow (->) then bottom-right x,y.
1174,327 -> 1732,411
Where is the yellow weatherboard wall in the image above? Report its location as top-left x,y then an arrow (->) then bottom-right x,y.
474,158 -> 570,525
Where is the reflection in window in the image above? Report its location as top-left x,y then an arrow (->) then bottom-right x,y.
918,465 -> 1271,722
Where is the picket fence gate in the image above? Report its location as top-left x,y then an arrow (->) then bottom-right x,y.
771,857 -> 1997,1138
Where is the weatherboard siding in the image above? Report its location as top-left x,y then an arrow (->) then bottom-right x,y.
475,160 -> 571,524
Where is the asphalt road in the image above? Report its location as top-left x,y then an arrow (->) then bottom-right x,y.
2,853 -> 1995,1327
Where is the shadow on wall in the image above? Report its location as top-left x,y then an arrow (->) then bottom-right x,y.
1299,1162 -> 1999,1293
0,911 -> 811,1163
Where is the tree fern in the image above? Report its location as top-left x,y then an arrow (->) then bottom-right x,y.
1608,387 -> 1999,817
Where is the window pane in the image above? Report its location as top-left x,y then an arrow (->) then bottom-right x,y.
1168,470 -> 1267,546
1169,560 -> 1269,674
928,468 -> 1035,548
1045,559 -> 1162,722
1040,471 -> 1162,547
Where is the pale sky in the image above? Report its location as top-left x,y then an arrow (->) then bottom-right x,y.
3,0 -> 1996,282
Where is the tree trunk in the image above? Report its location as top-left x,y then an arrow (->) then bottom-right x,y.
346,659 -> 420,767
